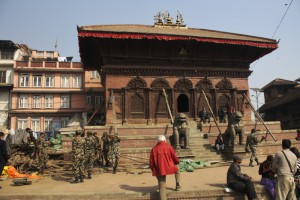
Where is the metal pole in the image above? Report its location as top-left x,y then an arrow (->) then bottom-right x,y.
243,93 -> 276,142
201,90 -> 222,135
256,94 -> 259,111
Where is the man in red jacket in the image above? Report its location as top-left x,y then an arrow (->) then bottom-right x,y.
149,135 -> 181,200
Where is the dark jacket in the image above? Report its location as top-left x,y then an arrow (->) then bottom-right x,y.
227,162 -> 249,184
0,139 -> 9,163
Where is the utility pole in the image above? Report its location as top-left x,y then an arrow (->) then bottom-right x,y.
250,88 -> 263,111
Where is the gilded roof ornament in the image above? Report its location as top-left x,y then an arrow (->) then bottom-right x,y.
154,11 -> 186,28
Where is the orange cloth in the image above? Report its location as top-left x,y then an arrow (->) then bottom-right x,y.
5,165 -> 41,179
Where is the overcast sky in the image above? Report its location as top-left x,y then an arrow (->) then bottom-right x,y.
0,0 -> 299,108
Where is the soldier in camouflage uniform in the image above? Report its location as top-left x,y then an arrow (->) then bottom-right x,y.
93,132 -> 102,167
36,132 -> 49,174
71,131 -> 85,184
108,134 -> 121,174
101,132 -> 111,167
245,129 -> 260,167
85,131 -> 96,179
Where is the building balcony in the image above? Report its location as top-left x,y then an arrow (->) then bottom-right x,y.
9,108 -> 86,114
0,83 -> 13,89
14,61 -> 83,71
11,87 -> 85,93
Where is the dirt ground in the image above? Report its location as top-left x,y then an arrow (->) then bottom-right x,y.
0,156 -> 266,197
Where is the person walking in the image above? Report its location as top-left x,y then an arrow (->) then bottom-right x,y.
93,132 -> 102,167
108,134 -> 120,174
227,155 -> 258,200
272,139 -> 297,200
245,129 -> 261,167
259,155 -> 276,200
70,131 -> 85,184
149,135 -> 181,200
0,132 -> 9,189
101,132 -> 111,167
85,131 -> 96,179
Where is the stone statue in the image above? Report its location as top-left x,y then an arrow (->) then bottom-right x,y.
225,111 -> 244,146
173,113 -> 190,150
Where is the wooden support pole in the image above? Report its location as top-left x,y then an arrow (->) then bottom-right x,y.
242,93 -> 277,142
111,90 -> 118,135
162,88 -> 174,124
87,101 -> 105,126
201,90 -> 222,135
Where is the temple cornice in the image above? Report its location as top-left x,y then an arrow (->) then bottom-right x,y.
102,67 -> 252,78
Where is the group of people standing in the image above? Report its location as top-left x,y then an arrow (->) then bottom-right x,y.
71,130 -> 120,184
0,128 -> 49,189
227,139 -> 300,200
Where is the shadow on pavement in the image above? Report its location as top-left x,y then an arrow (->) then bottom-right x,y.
119,184 -> 157,194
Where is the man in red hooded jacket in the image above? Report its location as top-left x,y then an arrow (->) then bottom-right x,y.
149,135 -> 181,200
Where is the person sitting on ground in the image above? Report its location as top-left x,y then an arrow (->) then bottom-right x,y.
218,107 -> 227,123
199,108 -> 210,124
259,155 -> 276,200
227,155 -> 258,200
215,135 -> 224,152
290,147 -> 300,199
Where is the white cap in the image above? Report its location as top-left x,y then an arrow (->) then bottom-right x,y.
158,135 -> 166,142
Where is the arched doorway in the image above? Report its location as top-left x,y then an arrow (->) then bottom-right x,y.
177,94 -> 189,113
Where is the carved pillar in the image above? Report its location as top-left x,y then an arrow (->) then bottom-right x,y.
122,87 -> 128,123
193,89 -> 197,120
146,88 -> 150,120
232,90 -> 237,110
171,89 -> 175,119
213,89 -> 218,118
122,88 -> 126,120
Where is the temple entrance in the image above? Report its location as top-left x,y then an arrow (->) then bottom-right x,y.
177,94 -> 189,113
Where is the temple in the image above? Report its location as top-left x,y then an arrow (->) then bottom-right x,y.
77,17 -> 277,125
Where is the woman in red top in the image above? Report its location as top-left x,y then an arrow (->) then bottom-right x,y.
149,135 -> 181,200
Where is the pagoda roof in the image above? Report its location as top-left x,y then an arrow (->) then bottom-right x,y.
78,24 -> 277,48
259,85 -> 300,112
78,24 -> 278,69
261,78 -> 298,90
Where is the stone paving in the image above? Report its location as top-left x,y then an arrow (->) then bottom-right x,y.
0,156 -> 270,200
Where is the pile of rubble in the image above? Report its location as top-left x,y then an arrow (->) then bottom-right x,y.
9,144 -> 67,175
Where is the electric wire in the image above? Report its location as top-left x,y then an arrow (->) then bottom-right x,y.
250,0 -> 294,71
